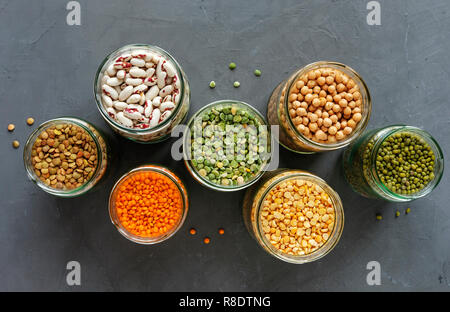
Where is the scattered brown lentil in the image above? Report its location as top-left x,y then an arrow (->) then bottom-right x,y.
26,117 -> 35,126
30,123 -> 98,190
260,179 -> 335,256
12,140 -> 20,148
8,124 -> 15,132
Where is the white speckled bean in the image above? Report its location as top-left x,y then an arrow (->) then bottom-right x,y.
116,70 -> 126,79
125,78 -> 144,86
161,110 -> 172,122
102,94 -> 113,107
101,74 -> 110,84
152,96 -> 162,107
162,95 -> 172,103
144,76 -> 157,86
145,62 -> 156,69
163,62 -> 176,77
150,108 -> 161,127
130,67 -> 147,78
144,100 -> 153,117
133,84 -> 148,94
126,104 -> 144,114
173,77 -> 181,90
156,59 -> 167,89
126,94 -> 141,104
146,68 -> 155,78
119,85 -> 134,101
160,101 -> 175,112
106,77 -> 123,87
107,64 -> 117,76
159,85 -> 174,97
139,92 -> 146,105
113,101 -> 128,111
146,85 -> 159,101
102,84 -> 118,100
114,62 -> 132,70
117,112 -> 133,127
123,108 -> 144,120
130,58 -> 146,67
106,107 -> 117,119
131,50 -> 147,58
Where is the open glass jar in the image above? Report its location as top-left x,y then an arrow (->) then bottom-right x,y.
23,117 -> 109,197
343,125 -> 444,202
109,165 -> 189,244
183,100 -> 271,192
94,44 -> 190,143
267,61 -> 371,153
242,169 -> 344,264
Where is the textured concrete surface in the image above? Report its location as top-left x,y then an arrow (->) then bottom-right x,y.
0,0 -> 449,291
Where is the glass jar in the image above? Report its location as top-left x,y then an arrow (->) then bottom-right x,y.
183,100 -> 271,192
343,125 -> 444,202
109,165 -> 189,244
267,61 -> 371,153
23,117 -> 109,197
242,169 -> 344,264
94,44 -> 190,143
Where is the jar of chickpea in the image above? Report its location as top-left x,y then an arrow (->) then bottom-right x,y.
242,169 -> 344,264
267,61 -> 371,153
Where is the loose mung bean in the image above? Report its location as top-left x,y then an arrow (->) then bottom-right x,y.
30,123 -> 98,190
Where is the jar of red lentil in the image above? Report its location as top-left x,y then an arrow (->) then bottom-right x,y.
23,117 -> 109,197
242,169 -> 344,264
109,165 -> 189,244
267,61 -> 371,153
343,125 -> 444,202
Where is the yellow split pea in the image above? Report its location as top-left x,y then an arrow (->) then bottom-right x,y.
260,178 -> 335,256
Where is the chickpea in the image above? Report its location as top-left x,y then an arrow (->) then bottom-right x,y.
317,76 -> 326,86
333,94 -> 341,103
339,99 -> 348,108
336,130 -> 345,140
348,100 -> 356,109
300,101 -> 308,109
312,98 -> 321,107
330,115 -> 338,123
332,104 -> 341,113
353,91 -> 361,100
319,97 -> 327,106
302,117 -> 309,125
328,126 -> 337,135
292,100 -> 301,109
319,90 -> 327,98
289,108 -> 297,118
315,109 -> 322,118
313,86 -> 321,94
297,124 -> 306,133
347,119 -> 356,129
305,93 -> 314,103
325,102 -> 334,111
296,80 -> 305,89
326,95 -> 333,102
296,107 -> 307,116
335,73 -> 343,83
327,135 -> 337,143
337,83 -> 346,93
322,111 -> 329,119
353,107 -> 361,114
335,122 -> 341,130
317,118 -> 323,127
300,86 -> 309,95
343,126 -> 352,135
293,117 -> 302,126
353,112 -> 362,122
308,71 -> 316,80
315,130 -> 327,141
289,93 -> 298,102
347,79 -> 355,89
323,118 -> 332,128
308,123 -> 318,132
327,85 -> 336,94
341,120 -> 347,128
307,80 -> 316,89
343,107 -> 352,116
325,76 -> 334,85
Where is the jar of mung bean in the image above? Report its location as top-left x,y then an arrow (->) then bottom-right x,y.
267,61 -> 371,153
23,117 -> 109,197
342,125 -> 444,202
242,169 -> 344,264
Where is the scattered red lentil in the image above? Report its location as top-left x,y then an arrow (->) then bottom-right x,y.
115,171 -> 183,237
218,228 -> 225,235
189,228 -> 197,235
203,237 -> 211,244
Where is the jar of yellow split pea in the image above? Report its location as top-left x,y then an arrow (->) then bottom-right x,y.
242,169 -> 344,264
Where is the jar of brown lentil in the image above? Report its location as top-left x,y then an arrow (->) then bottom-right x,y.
242,169 -> 344,264
267,61 -> 371,153
23,117 -> 109,197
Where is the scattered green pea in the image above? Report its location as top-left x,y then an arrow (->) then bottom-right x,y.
395,210 -> 400,217
405,207 -> 411,214
229,62 -> 236,70
233,81 -> 240,88
209,81 -> 216,89
254,69 -> 261,77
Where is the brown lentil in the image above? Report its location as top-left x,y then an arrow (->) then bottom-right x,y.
8,124 -> 15,132
30,123 -> 98,190
260,178 -> 335,256
12,140 -> 20,148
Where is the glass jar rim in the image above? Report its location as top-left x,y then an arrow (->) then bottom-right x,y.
23,117 -> 105,197
108,164 -> 189,244
283,61 -> 372,150
254,170 -> 344,263
94,44 -> 186,134
183,99 -> 272,192
369,125 -> 445,201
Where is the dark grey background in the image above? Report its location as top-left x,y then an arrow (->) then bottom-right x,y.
0,0 -> 449,291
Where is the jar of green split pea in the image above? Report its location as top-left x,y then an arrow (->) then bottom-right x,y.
342,125 -> 444,202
